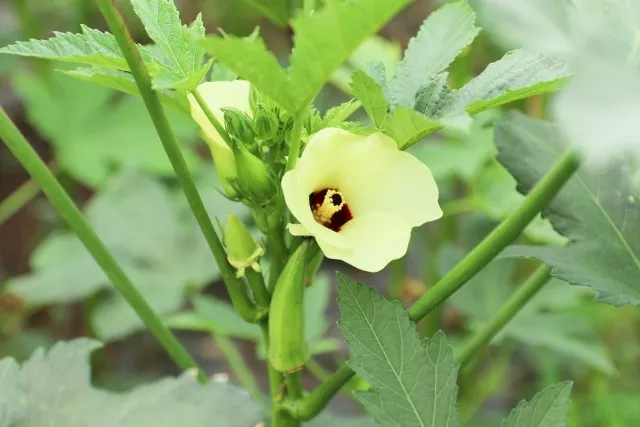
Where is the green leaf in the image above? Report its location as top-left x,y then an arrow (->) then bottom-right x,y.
204,0 -> 412,112
414,72 -> 454,118
0,25 -> 152,70
382,107 -> 441,149
503,382 -> 573,427
350,70 -> 389,127
7,173 -> 225,341
496,112 -> 640,307
202,35 -> 299,112
12,72 -> 199,187
130,0 -> 207,88
62,67 -> 187,112
443,50 -> 570,115
0,339 -> 263,427
386,0 -> 479,108
337,273 -> 460,427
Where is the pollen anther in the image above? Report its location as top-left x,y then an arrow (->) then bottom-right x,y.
313,189 -> 345,224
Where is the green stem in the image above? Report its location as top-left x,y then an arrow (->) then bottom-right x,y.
0,177 -> 40,227
212,332 -> 262,400
267,202 -> 287,291
95,0 -> 259,323
0,107 -> 207,383
285,113 -> 305,172
455,264 -> 551,367
288,149 -> 581,421
286,371 -> 304,400
191,88 -> 233,146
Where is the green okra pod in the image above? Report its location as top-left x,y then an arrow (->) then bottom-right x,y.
269,241 -> 310,373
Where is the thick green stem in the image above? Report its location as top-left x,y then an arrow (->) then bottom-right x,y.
0,107 -> 207,383
212,332 -> 262,400
282,371 -> 304,426
288,149 -> 581,421
95,0 -> 258,322
455,264 -> 551,367
0,177 -> 40,227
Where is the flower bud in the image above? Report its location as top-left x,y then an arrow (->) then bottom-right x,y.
269,242 -> 310,373
223,107 -> 256,147
253,103 -> 279,140
232,139 -> 278,205
224,214 -> 264,277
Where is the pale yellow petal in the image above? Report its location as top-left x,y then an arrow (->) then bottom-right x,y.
331,211 -> 412,273
335,133 -> 443,226
287,223 -> 312,236
188,80 -> 252,150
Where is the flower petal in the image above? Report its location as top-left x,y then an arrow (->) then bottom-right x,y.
188,80 -> 252,150
322,211 -> 412,273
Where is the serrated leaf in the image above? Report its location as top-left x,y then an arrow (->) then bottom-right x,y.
382,107 -> 441,149
496,112 -> 640,307
130,0 -> 207,88
443,50 -> 570,115
0,25 -> 152,70
386,0 -> 479,108
414,72 -> 454,118
202,35 -> 299,111
337,274 -> 460,427
351,70 -> 389,127
62,67 -> 186,112
204,0 -> 411,112
0,339 -> 263,427
503,382 -> 573,427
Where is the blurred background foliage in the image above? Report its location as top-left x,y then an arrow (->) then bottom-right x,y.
0,1 -> 639,426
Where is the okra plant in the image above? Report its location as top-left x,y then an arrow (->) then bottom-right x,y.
0,0 -> 638,426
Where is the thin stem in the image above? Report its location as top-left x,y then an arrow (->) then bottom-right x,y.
455,264 -> 551,367
0,177 -> 40,227
212,332 -> 262,400
245,268 -> 270,308
0,107 -> 207,383
288,149 -> 581,421
191,88 -> 232,146
95,0 -> 259,323
285,113 -> 305,172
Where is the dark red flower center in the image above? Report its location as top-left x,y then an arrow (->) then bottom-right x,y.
309,188 -> 353,232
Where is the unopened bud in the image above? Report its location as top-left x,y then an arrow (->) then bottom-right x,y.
223,107 -> 255,146
224,214 -> 264,277
233,140 -> 278,205
254,103 -> 279,140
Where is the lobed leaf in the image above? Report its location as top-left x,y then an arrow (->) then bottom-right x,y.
0,25 -> 152,70
496,112 -> 640,307
204,0 -> 412,113
337,273 -> 460,427
503,382 -> 573,427
130,0 -> 207,88
386,0 -> 479,108
0,339 -> 263,427
443,49 -> 570,115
